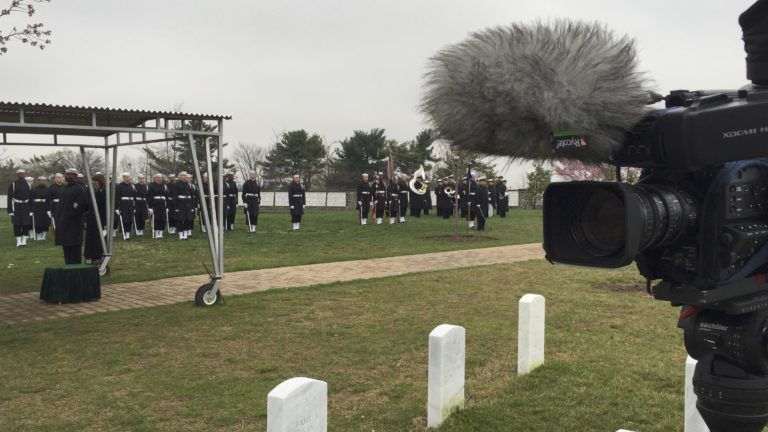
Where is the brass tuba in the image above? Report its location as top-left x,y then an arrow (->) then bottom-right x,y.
408,165 -> 428,195
444,186 -> 455,197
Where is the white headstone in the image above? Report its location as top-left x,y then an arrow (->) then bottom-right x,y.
428,324 -> 465,428
267,377 -> 327,432
518,294 -> 545,375
685,356 -> 709,432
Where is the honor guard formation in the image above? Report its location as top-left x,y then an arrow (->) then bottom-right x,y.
7,167 -> 511,260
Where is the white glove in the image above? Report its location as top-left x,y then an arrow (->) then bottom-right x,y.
46,211 -> 51,217
149,208 -> 154,214
102,229 -> 107,237
8,213 -> 13,217
29,212 -> 33,216
358,201 -> 362,206
115,209 -> 121,215
290,205 -> 294,209
243,203 -> 248,209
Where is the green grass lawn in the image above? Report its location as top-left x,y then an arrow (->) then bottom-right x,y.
0,209 -> 542,295
0,260 -> 688,431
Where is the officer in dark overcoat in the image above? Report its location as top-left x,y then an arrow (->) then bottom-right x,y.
475,176 -> 489,231
398,175 -> 409,223
54,169 -> 90,264
166,173 -> 178,234
496,178 -> 509,217
371,175 -> 386,225
223,172 -> 238,231
386,176 -> 400,224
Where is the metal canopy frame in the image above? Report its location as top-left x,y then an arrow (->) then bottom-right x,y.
0,102 -> 230,303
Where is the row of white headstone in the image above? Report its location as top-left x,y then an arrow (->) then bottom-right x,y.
265,293 -> 547,432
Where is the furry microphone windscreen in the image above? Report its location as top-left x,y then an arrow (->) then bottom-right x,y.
421,20 -> 654,163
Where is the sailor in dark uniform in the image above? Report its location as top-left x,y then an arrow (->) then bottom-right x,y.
7,168 -> 33,247
147,173 -> 168,239
200,173 -> 218,233
46,173 -> 64,238
31,176 -> 50,240
173,171 -> 196,240
221,172 -> 237,231
371,174 -> 386,225
166,173 -> 178,234
458,178 -> 469,219
134,174 -> 149,236
242,170 -> 261,232
386,176 -> 400,224
188,174 -> 197,236
84,173 -> 107,263
288,174 -> 305,230
114,172 -> 136,240
424,180 -> 433,216
398,174 -> 409,223
54,168 -> 90,264
356,173 -> 371,225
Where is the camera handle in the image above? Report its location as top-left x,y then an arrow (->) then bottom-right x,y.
681,308 -> 768,432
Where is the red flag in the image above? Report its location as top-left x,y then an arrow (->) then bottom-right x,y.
387,154 -> 394,182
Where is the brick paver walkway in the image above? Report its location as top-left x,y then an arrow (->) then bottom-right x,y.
0,243 -> 544,325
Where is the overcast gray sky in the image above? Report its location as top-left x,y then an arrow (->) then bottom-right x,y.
0,0 -> 758,187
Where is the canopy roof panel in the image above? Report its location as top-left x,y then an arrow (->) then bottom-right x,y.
0,101 -> 231,137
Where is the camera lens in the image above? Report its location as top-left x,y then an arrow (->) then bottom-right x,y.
634,185 -> 697,251
573,189 -> 626,257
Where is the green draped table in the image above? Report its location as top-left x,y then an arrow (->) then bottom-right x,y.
40,264 -> 101,304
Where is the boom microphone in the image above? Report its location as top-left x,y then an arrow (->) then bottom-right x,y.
421,20 -> 657,163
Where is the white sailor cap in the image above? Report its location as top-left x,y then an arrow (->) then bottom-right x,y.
138,174 -> 145,179
15,168 -> 25,174
362,173 -> 369,177
25,176 -> 33,181
77,173 -> 84,178
65,168 -> 78,174
37,175 -> 47,180
168,173 -> 176,178
153,173 -> 163,178
54,173 -> 63,178
478,176 -> 487,181
121,172 -> 131,177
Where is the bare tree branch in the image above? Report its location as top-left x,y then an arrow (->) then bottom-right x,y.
0,0 -> 52,55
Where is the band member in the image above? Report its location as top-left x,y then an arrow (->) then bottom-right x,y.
166,173 -> 178,234
31,176 -> 50,240
476,176 -> 489,231
371,174 -> 386,225
173,171 -> 195,240
7,168 -> 32,247
147,173 -> 168,238
409,175 -> 426,217
242,170 -> 261,232
224,172 -> 238,231
356,173 -> 371,225
200,173 -> 218,233
134,174 -> 149,236
398,174 -> 409,223
84,173 -> 107,263
288,174 -> 305,230
386,176 -> 400,224
424,180 -> 432,216
436,178 -> 452,219
54,169 -> 90,264
458,178 -> 469,219
445,175 -> 456,217
496,178 -> 509,217
114,172 -> 135,240
488,178 -> 497,218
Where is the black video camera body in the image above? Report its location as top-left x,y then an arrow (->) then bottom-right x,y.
544,87 -> 768,313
